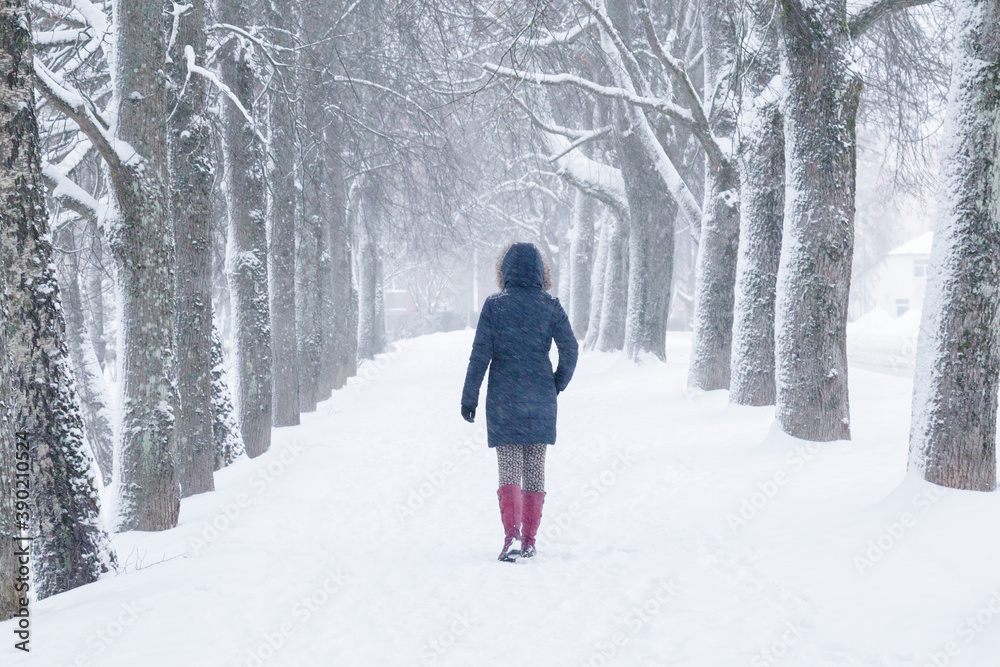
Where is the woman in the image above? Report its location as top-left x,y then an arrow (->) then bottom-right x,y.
461,242 -> 578,562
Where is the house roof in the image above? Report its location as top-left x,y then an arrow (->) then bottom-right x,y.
888,231 -> 933,256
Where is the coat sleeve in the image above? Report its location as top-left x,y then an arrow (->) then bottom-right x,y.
461,298 -> 493,409
551,298 -> 578,393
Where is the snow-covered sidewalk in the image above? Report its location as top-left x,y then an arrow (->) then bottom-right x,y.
5,330 -> 1000,666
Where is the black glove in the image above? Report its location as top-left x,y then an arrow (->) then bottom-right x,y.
461,405 -> 476,423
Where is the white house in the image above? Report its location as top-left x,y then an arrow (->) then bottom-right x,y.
846,232 -> 931,375
867,231 -> 932,317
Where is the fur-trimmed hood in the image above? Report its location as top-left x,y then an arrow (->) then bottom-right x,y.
495,242 -> 552,290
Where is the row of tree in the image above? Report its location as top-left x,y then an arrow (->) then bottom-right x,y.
1,0 -> 475,619
463,0 -> 1000,494
455,0 -> 949,443
0,0 -> 996,625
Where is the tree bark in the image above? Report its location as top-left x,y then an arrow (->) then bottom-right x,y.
0,302 -> 13,619
295,195 -> 323,412
687,0 -> 741,390
1,0 -> 110,598
774,0 -> 862,440
325,134 -> 354,390
730,51 -> 784,406
211,326 -> 245,469
908,0 -> 1000,490
169,0 -> 216,496
219,0 -> 273,457
621,133 -> 676,361
110,0 -> 182,530
267,0 -> 301,427
595,210 -> 629,352
56,222 -> 114,485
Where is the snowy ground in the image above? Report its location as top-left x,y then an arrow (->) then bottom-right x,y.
6,329 -> 1000,667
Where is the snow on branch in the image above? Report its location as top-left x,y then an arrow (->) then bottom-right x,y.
519,108 -> 592,141
636,0 -> 728,171
209,23 -> 290,69
848,0 -> 936,39
581,4 -> 704,233
70,0 -> 109,34
183,45 -> 266,145
42,161 -> 103,219
577,0 -> 649,91
482,63 -> 695,127
34,29 -> 88,46
518,95 -> 629,216
167,3 -> 194,63
527,16 -> 597,47
54,135 -> 94,176
33,57 -> 139,173
547,125 -> 613,163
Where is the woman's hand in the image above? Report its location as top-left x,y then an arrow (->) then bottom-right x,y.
461,405 -> 476,423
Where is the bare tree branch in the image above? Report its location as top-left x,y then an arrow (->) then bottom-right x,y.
482,62 -> 697,128
636,0 -> 727,171
849,0 -> 936,40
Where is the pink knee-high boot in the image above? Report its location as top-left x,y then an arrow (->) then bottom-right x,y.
520,490 -> 545,558
497,484 -> 522,561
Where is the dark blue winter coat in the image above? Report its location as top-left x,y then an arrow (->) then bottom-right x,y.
462,243 -> 579,448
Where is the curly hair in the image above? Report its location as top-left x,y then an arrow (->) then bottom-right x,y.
495,242 -> 553,290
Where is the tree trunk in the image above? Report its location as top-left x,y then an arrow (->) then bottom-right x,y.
347,279 -> 360,379
325,134 -> 353,390
569,191 -> 596,340
111,0 -> 181,530
558,232 -> 571,303
595,210 -> 629,352
56,222 -> 114,486
774,0 -> 861,440
621,134 -> 676,361
908,0 -> 1000,490
315,197 -> 336,402
1,1 -> 110,599
267,0 -> 301,427
219,0 -> 273,457
297,82 -> 330,410
295,200 -> 323,412
583,213 -> 610,351
169,0 -> 216,496
211,327 -> 245,470
355,191 -> 386,360
687,0 -> 740,390
730,63 -> 784,406
84,218 -> 107,370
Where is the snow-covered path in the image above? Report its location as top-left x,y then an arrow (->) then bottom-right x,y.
6,330 -> 1000,666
